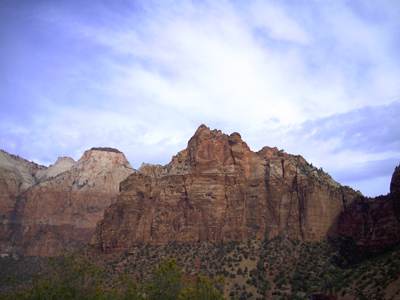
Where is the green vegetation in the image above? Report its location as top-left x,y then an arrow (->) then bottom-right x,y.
1,254 -> 225,300
2,236 -> 400,299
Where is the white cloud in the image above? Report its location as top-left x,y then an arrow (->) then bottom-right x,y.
0,0 -> 399,197
250,0 -> 310,44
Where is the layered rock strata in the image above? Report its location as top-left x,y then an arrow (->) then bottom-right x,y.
1,148 -> 134,257
2,126 -> 398,257
0,150 -> 48,246
92,125 -> 393,253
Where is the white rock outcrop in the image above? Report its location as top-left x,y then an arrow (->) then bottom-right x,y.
35,157 -> 76,181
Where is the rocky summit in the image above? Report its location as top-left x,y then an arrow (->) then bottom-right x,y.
91,125 -> 400,253
0,148 -> 134,257
1,125 -> 399,259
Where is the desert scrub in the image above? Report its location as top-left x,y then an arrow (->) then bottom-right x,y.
1,256 -> 225,300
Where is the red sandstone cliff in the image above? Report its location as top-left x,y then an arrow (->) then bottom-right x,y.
91,125 -> 385,253
2,127 -> 398,258
1,148 -> 134,257
0,150 -> 49,256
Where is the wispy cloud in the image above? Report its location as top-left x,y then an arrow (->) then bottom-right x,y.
0,0 -> 399,196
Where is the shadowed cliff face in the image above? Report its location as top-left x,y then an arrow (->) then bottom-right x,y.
392,166 -> 400,222
92,125 -> 379,253
2,148 -> 134,257
334,166 -> 400,251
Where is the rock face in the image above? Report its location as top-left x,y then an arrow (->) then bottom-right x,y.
0,150 -> 48,246
35,157 -> 76,182
392,166 -> 400,225
1,148 -> 134,257
335,165 -> 400,251
2,127 -> 398,258
0,150 -> 47,191
0,167 -> 24,243
92,125 -> 392,253
391,166 -> 400,195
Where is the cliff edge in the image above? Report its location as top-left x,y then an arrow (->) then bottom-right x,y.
1,148 -> 135,257
91,125 -> 379,253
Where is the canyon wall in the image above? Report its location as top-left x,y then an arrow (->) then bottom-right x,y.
0,148 -> 134,257
92,125 -> 398,253
336,165 -> 400,251
0,150 -> 49,256
2,125 -> 398,257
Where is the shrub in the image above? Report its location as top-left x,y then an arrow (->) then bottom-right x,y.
3,256 -> 225,300
257,262 -> 266,272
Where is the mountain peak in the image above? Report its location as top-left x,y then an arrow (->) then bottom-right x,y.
190,124 -> 244,144
90,147 -> 122,153
390,165 -> 400,194
36,156 -> 76,181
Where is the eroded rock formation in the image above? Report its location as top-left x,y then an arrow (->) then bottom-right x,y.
0,150 -> 47,191
2,126 -> 398,258
91,125 -> 391,253
35,157 -> 76,182
335,165 -> 400,251
0,150 -> 48,249
1,148 -> 134,257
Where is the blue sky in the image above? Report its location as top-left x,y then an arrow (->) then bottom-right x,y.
1,0 -> 399,197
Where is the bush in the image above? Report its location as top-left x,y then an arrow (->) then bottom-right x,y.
2,256 -> 226,300
145,258 -> 184,299
257,262 -> 266,272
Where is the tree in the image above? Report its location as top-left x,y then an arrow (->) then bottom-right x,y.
257,261 -> 266,271
145,258 -> 184,300
180,275 -> 225,300
3,257 -> 226,300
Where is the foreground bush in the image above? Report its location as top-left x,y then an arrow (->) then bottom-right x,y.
1,255 -> 225,300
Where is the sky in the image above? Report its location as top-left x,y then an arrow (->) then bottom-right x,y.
0,0 -> 399,197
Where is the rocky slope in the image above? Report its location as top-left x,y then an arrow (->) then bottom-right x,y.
0,150 -> 48,191
35,157 -> 76,182
0,151 -> 75,231
91,125 -> 399,253
1,148 -> 135,257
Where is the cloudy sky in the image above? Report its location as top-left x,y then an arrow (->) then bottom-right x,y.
1,0 -> 399,197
